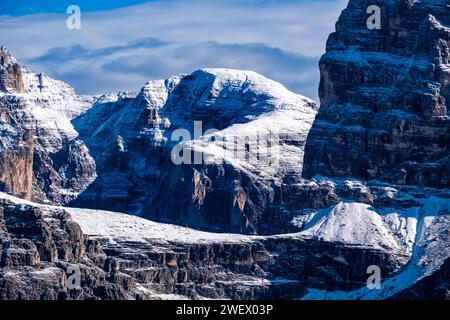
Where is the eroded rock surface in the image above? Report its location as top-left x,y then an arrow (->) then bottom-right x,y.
0,46 -> 24,94
0,196 -> 407,300
0,0 -> 449,300
303,0 -> 450,187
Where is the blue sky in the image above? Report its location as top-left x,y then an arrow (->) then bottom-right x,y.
0,0 -> 154,16
0,0 -> 347,100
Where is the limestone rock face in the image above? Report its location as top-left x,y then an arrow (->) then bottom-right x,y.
0,196 -> 408,300
0,53 -> 96,204
0,47 -> 24,94
0,199 -> 126,300
0,53 -> 33,201
303,0 -> 450,187
0,0 -> 449,301
0,144 -> 34,200
0,96 -> 34,200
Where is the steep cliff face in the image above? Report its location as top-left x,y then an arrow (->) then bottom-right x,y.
0,197 -> 130,300
0,96 -> 34,200
0,134 -> 34,200
0,193 -> 410,300
0,49 -> 97,204
0,49 -> 32,199
0,47 -> 24,94
303,0 -> 450,187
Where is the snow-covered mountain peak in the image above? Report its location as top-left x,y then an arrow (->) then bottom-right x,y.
1,46 -> 75,99
95,91 -> 137,104
176,68 -> 315,111
0,46 -> 17,67
0,51 -> 97,145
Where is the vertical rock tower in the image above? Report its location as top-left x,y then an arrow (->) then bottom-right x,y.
0,46 -> 25,94
303,0 -> 450,187
0,47 -> 33,199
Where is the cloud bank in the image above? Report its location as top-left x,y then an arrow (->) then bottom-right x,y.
0,0 -> 347,100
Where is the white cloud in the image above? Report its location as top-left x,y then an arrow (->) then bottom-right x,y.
0,0 -> 347,100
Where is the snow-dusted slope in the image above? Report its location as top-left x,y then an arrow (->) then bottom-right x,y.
302,197 -> 450,300
299,201 -> 411,253
69,68 -> 318,234
0,191 -> 252,244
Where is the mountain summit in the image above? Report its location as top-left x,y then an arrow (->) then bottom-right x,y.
303,0 -> 450,187
0,46 -> 24,93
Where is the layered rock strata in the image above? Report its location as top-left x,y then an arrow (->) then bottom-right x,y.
303,0 -> 450,188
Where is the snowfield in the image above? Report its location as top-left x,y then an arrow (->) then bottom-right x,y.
299,201 -> 416,253
67,207 -> 256,244
0,192 -> 255,244
302,196 -> 450,300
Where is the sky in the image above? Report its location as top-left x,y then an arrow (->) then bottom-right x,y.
0,0 -> 347,101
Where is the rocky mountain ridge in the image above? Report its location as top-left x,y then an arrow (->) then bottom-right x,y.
1,45 -> 323,234
0,0 -> 449,300
2,190 -> 444,300
0,46 -> 24,94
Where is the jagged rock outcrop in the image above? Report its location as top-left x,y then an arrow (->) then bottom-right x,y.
0,199 -> 112,300
0,52 -> 96,204
303,0 -> 450,188
0,96 -> 34,200
33,139 -> 97,204
0,46 -> 24,94
0,195 -> 408,300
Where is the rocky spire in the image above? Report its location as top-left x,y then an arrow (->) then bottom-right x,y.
0,46 -> 24,93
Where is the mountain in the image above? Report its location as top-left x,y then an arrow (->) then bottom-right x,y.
2,46 -> 321,234
70,69 -> 318,234
303,0 -> 450,187
0,46 -> 96,205
0,0 -> 450,300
